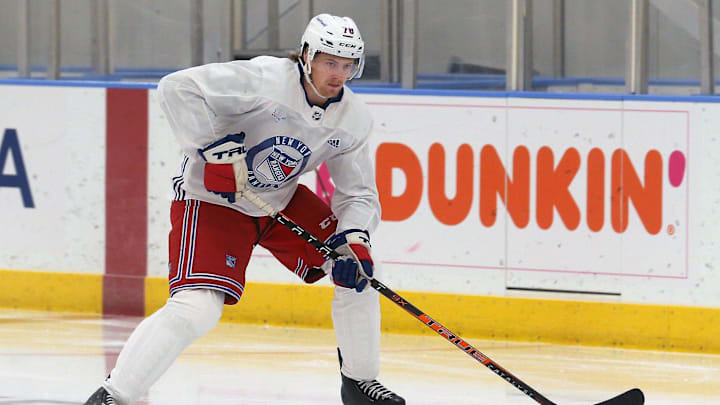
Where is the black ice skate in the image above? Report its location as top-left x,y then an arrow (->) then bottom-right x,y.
338,348 -> 405,405
83,387 -> 116,405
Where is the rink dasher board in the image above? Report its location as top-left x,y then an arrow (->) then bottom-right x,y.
0,82 -> 719,353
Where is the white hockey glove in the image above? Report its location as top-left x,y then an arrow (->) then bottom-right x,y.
327,229 -> 374,292
198,133 -> 248,203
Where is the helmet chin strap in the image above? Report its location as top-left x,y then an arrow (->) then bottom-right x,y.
304,70 -> 329,100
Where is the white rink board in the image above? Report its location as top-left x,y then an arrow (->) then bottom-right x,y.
0,86 -> 106,274
1,84 -> 719,308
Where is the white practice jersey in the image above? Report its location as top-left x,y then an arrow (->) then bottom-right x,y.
156,56 -> 380,233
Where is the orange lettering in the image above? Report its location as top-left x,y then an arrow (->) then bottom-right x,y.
428,143 -> 473,225
375,142 -> 665,234
480,145 -> 530,228
536,146 -> 581,230
586,148 -> 605,232
611,149 -> 662,234
376,143 -> 423,221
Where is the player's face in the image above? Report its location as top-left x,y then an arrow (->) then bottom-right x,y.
309,53 -> 358,98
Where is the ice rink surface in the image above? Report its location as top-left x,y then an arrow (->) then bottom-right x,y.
0,309 -> 718,405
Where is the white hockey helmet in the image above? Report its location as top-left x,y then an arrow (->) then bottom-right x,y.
299,13 -> 365,80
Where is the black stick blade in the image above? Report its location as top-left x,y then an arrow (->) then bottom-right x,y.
593,388 -> 644,405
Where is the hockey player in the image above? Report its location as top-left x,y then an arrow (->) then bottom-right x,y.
84,13 -> 405,405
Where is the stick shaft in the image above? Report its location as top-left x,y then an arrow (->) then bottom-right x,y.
369,277 -> 555,404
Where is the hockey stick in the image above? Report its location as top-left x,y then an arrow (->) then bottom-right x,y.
241,189 -> 644,405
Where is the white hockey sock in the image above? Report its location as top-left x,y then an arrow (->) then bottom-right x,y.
332,283 -> 381,381
103,288 -> 225,404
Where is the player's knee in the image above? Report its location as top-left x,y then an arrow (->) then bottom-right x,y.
166,288 -> 224,338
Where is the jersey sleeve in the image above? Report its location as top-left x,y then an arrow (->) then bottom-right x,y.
325,123 -> 382,234
156,61 -> 263,155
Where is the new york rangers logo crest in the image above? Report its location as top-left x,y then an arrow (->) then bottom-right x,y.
257,146 -> 299,182
246,136 -> 312,189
